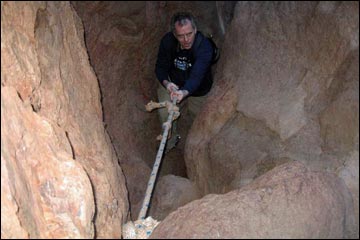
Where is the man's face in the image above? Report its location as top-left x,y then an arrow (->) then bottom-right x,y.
174,20 -> 196,50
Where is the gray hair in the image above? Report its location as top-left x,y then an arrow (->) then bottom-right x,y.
170,12 -> 197,32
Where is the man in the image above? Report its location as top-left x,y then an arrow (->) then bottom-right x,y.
155,12 -> 214,152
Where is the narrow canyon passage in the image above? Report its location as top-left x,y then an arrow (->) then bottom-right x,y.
1,1 -> 358,239
71,1 -> 230,222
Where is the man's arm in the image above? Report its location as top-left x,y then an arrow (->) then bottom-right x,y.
163,80 -> 179,93
180,37 -> 213,95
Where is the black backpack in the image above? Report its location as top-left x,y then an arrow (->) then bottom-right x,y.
193,32 -> 220,65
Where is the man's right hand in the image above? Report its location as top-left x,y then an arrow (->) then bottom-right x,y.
165,82 -> 179,94
171,89 -> 189,103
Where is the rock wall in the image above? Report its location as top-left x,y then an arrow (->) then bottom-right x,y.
185,0 -> 359,232
1,2 -> 128,238
2,1 -> 358,238
185,0 -> 358,198
151,161 -> 358,238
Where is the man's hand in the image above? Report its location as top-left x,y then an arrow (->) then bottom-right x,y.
163,80 -> 178,93
166,82 -> 179,93
171,90 -> 189,103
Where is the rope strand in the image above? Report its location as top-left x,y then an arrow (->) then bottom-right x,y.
137,97 -> 178,220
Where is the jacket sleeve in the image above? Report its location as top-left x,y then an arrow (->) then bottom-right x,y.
181,37 -> 213,95
155,34 -> 172,85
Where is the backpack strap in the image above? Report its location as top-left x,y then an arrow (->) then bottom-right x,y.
208,35 -> 220,64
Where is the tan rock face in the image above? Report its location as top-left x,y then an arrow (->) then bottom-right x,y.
319,51 -> 359,154
2,88 -> 95,238
185,1 -> 358,199
71,1 -> 168,222
2,1 -> 358,238
151,161 -> 357,239
149,174 -> 201,221
184,2 -> 358,234
1,2 -> 128,238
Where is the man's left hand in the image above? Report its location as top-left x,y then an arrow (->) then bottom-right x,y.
171,90 -> 189,103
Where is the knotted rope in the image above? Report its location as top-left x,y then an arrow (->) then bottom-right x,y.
122,97 -> 179,239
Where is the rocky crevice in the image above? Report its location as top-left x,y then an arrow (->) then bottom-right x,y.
1,1 -> 358,238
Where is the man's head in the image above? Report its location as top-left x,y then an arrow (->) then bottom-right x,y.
170,12 -> 197,50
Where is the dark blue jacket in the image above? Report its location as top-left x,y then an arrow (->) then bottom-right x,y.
155,31 -> 213,96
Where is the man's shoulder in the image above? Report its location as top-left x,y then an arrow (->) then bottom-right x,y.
193,31 -> 212,52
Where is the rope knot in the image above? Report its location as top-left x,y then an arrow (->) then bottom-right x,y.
122,217 -> 160,239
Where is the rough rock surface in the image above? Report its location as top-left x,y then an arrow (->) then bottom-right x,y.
2,1 -> 358,238
185,2 -> 359,227
149,174 -> 201,221
151,161 -> 357,239
1,2 -> 128,238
